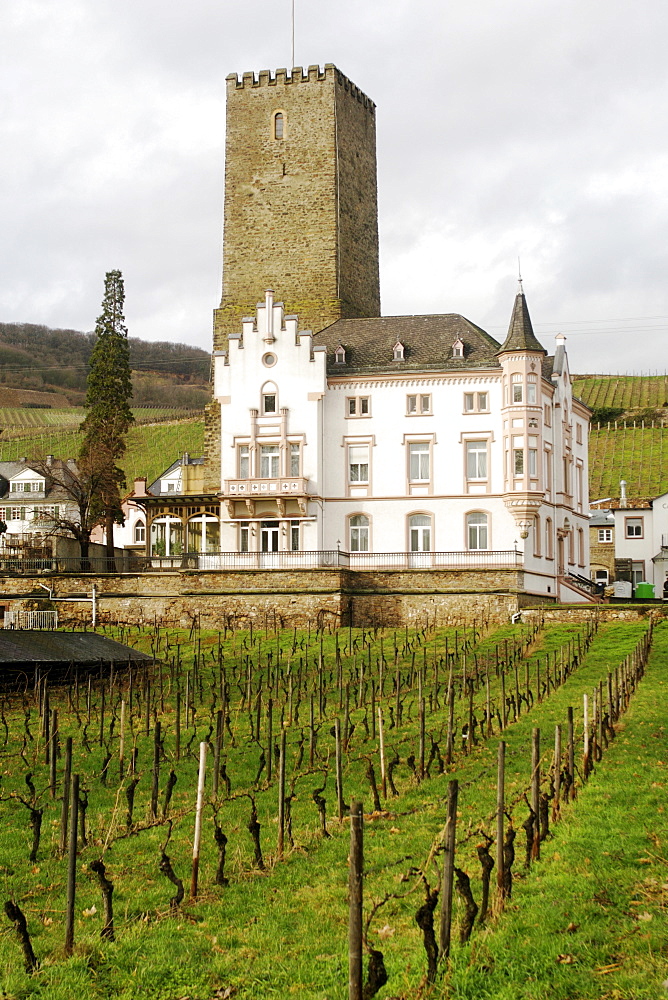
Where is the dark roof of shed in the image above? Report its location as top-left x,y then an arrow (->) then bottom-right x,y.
315,314 -> 503,376
0,631 -> 153,665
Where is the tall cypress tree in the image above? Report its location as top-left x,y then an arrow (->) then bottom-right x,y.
80,270 -> 134,565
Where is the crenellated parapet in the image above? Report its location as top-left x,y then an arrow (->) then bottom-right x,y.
226,64 -> 375,113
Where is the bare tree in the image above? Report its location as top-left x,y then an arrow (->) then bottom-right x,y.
29,457 -> 110,570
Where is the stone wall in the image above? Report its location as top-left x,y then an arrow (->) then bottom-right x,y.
0,567 -> 528,629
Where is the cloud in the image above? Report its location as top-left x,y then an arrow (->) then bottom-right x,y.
1,0 -> 668,373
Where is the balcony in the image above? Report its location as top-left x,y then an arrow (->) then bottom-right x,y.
222,477 -> 310,516
223,477 -> 308,498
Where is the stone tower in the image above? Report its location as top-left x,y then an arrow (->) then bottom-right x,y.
204,64 -> 381,487
213,63 -> 380,350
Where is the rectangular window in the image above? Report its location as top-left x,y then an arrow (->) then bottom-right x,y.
348,445 -> 369,484
260,444 -> 279,478
0,509 -> 5,521
420,394 -> 431,413
409,442 -> 430,481
463,392 -> 488,412
239,445 -> 250,479
527,381 -> 537,404
626,517 -> 643,538
239,525 -> 249,553
632,561 -> 645,586
289,443 -> 300,477
262,393 -> 276,415
514,449 -> 524,475
11,508 -> 24,520
407,394 -> 431,415
598,528 -> 612,543
290,520 -> 300,551
347,396 -> 370,417
528,448 -> 537,477
544,404 -> 552,426
576,423 -> 583,444
466,441 -> 487,479
407,394 -> 417,414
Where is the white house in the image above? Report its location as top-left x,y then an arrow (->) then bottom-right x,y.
0,458 -> 80,551
610,492 -> 668,596
204,285 -> 592,602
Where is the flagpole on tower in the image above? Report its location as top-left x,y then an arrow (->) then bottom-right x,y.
291,0 -> 295,68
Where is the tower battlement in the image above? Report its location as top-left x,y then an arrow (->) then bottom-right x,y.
225,64 -> 375,113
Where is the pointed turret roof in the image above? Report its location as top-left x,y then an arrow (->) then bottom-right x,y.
497,291 -> 546,355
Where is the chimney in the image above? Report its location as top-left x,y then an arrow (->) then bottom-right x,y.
133,477 -> 147,497
620,479 -> 627,508
46,454 -> 54,466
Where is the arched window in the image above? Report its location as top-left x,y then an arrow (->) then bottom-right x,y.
186,514 -> 220,553
261,381 -> 278,414
409,513 -> 431,552
577,526 -> 585,566
150,516 -> 183,557
273,112 -> 284,140
349,514 -> 369,552
545,517 -> 553,559
133,519 -> 145,544
466,512 -> 488,550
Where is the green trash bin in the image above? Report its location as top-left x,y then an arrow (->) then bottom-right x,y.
635,582 -> 655,599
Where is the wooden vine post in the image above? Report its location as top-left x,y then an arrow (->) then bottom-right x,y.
64,774 -> 80,956
348,800 -> 364,1000
190,741 -> 207,900
495,741 -> 505,909
277,728 -> 287,858
439,778 -> 459,960
531,728 -> 540,859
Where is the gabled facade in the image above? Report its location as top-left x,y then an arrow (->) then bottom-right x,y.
208,286 -> 591,601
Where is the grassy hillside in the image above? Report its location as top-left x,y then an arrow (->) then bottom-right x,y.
573,373 -> 668,423
0,416 -> 204,486
589,424 -> 668,499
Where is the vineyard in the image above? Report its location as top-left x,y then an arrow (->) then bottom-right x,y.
0,617 -> 665,999
573,373 -> 668,418
0,417 -> 204,487
589,424 -> 668,499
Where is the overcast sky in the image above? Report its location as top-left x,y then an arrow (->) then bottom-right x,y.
2,0 -> 668,373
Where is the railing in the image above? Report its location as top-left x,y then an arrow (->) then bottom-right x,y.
144,549 -> 523,571
4,609 -> 59,629
0,550 -> 524,575
0,555 -> 147,575
346,550 -> 523,570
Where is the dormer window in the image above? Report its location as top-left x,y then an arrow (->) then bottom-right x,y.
393,341 -> 405,361
273,112 -> 284,140
452,337 -> 464,358
334,345 -> 346,364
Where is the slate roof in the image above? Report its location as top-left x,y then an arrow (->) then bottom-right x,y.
0,631 -> 152,666
497,292 -> 547,355
315,314 -> 503,376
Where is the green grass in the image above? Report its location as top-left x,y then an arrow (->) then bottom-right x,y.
573,374 -> 668,415
589,424 -> 668,498
0,619 -> 664,999
0,418 -> 204,485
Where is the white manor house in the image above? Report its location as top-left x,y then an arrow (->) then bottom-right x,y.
200,286 -> 589,601
134,64 -> 593,605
